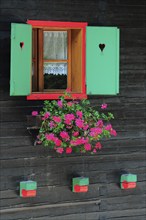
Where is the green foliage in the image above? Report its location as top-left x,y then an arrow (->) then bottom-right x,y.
33,92 -> 117,155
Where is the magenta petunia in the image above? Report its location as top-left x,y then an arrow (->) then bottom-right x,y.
66,147 -> 72,154
90,127 -> 102,137
110,129 -> 117,136
60,131 -> 70,140
64,114 -> 75,125
76,110 -> 83,118
49,121 -> 55,128
84,143 -> 91,151
101,103 -> 107,109
73,131 -> 79,137
56,147 -> 64,154
57,100 -> 63,108
42,112 -> 50,120
32,111 -> 38,116
45,133 -> 55,141
105,124 -> 112,131
93,149 -> 97,153
75,118 -> 84,128
65,113 -> 75,121
96,119 -> 103,128
54,138 -> 62,147
95,142 -> 102,149
70,137 -> 88,146
83,124 -> 89,130
53,116 -> 61,123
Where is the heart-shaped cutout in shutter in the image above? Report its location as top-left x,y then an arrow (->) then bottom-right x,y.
99,44 -> 105,52
20,42 -> 24,48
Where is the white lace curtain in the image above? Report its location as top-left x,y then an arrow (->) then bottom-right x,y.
43,31 -> 67,60
44,63 -> 67,75
43,31 -> 67,75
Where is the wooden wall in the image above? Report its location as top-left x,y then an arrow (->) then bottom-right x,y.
0,0 -> 146,219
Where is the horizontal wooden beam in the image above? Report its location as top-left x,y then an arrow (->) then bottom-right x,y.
0,199 -> 101,214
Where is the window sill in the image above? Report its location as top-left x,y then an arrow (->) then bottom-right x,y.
27,93 -> 87,100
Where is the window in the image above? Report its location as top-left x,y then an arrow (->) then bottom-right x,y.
10,21 -> 120,100
27,20 -> 87,99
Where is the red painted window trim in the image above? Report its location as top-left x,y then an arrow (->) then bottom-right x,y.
27,93 -> 87,100
27,20 -> 88,28
27,20 -> 88,100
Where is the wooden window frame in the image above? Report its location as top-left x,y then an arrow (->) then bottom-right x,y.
27,20 -> 88,100
32,28 -> 71,93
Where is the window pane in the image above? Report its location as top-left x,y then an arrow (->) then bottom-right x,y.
44,31 -> 67,60
44,62 -> 67,89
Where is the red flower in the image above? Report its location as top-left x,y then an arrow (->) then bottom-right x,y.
95,142 -> 102,149
66,147 -> 72,154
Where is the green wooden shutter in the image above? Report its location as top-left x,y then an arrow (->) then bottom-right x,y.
10,23 -> 32,96
86,27 -> 119,95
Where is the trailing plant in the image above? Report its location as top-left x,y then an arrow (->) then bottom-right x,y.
32,91 -> 117,154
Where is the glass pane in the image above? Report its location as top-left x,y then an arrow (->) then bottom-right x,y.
44,31 -> 67,60
44,62 -> 67,89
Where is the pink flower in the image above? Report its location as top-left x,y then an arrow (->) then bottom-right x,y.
75,118 -> 84,128
53,116 -> 61,123
66,88 -> 71,93
49,121 -> 55,128
110,129 -> 117,136
67,102 -> 73,107
105,124 -> 112,131
65,114 -> 75,121
93,149 -> 97,153
73,131 -> 79,137
56,147 -> 64,154
90,128 -> 102,136
64,119 -> 71,125
57,100 -> 63,108
66,147 -> 72,154
31,111 -> 38,116
54,138 -> 62,147
84,143 -> 91,151
83,124 -> 89,130
101,103 -> 107,109
45,133 -> 55,141
60,131 -> 70,140
95,142 -> 102,149
42,112 -> 50,120
70,137 -> 88,146
76,110 -> 83,118
96,120 -> 103,128
64,114 -> 75,125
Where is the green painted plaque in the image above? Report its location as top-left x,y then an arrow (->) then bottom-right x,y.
120,174 -> 137,183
